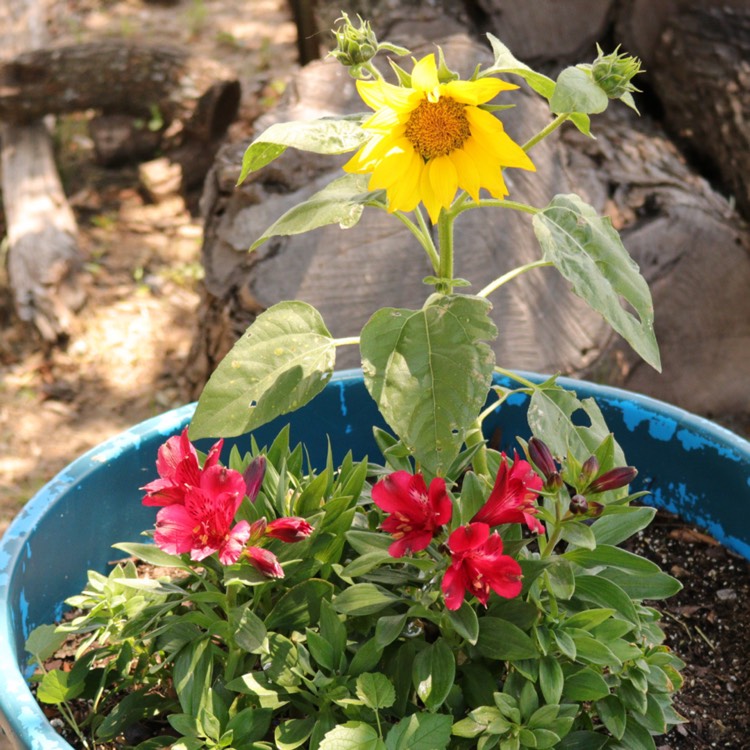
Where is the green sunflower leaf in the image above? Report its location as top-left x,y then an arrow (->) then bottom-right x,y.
250,174 -> 380,251
533,194 -> 660,371
482,34 -> 555,99
360,293 -> 497,476
550,66 -> 609,115
238,116 -> 369,184
189,301 -> 335,439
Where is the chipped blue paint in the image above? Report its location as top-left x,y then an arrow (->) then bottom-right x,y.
613,398 -> 677,441
1,371 -> 749,748
336,379 -> 348,416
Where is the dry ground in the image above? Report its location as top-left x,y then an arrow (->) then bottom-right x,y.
0,0 -> 300,537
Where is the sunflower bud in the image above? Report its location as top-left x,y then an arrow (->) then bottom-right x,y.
330,13 -> 379,68
592,45 -> 643,99
569,494 -> 589,514
588,466 -> 638,494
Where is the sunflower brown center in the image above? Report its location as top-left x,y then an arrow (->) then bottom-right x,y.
404,96 -> 471,160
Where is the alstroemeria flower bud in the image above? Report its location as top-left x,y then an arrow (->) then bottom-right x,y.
569,494 -> 589,514
265,517 -> 314,543
588,466 -> 638,494
243,455 -> 266,502
579,455 -> 600,486
245,546 -> 284,579
528,437 -> 557,482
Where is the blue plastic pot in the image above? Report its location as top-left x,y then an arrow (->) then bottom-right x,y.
1,370 -> 749,748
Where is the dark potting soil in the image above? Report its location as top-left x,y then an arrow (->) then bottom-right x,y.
32,508 -> 750,749
626,508 -> 750,750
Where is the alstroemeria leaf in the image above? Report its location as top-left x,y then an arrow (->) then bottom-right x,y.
482,34 -> 555,99
412,638 -> 455,710
360,293 -> 497,475
189,301 -> 335,439
533,194 -> 660,371
550,67 -> 609,115
238,116 -> 368,184
249,174 -> 378,251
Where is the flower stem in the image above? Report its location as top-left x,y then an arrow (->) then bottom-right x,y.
522,113 -> 569,152
334,336 -> 361,347
436,210 -> 455,294
394,210 -> 440,272
454,198 -> 539,216
465,419 -> 489,478
493,366 -> 540,390
477,260 -> 554,299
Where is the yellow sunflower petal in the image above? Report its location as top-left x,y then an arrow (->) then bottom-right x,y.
463,139 -> 508,198
419,164 -> 442,223
449,148 -> 481,202
358,78 -> 415,113
342,135 -> 391,174
356,79 -> 388,111
386,151 -> 423,213
369,140 -> 416,190
363,107 -> 403,132
411,54 -> 440,98
466,107 -> 535,171
443,77 -> 517,105
428,155 -> 458,212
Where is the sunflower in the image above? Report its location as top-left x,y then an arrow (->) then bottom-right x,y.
343,53 -> 536,223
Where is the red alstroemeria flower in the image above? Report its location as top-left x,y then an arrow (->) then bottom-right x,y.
265,517 -> 314,543
372,471 -> 453,557
245,546 -> 285,579
441,522 -> 523,610
472,451 -> 544,534
141,428 -> 224,507
154,464 -> 249,565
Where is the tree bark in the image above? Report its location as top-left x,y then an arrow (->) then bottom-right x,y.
0,41 -> 241,143
0,0 -> 84,342
615,0 -> 750,219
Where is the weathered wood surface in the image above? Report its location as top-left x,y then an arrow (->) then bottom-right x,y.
616,0 -> 750,219
313,0 -> 614,64
0,42 -> 241,142
190,16 -> 750,425
0,0 -> 84,342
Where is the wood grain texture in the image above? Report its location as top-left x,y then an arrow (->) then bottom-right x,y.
0,0 -> 84,341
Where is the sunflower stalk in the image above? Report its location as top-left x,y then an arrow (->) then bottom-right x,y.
522,113 -> 569,152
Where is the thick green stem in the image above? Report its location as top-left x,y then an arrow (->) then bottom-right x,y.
522,113 -> 569,152
465,419 -> 489,478
436,210 -> 455,294
334,336 -> 361,348
477,260 -> 554,299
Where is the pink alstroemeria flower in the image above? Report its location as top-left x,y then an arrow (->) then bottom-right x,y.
245,546 -> 285,579
472,451 -> 544,534
141,428 -> 224,507
372,471 -> 453,557
265,517 -> 314,543
441,522 -> 523,610
154,464 -> 249,565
